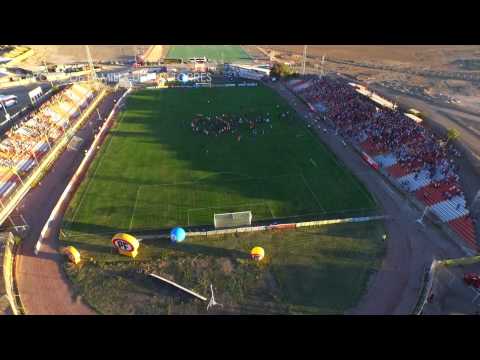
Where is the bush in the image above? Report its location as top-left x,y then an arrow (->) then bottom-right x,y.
270,62 -> 295,79
446,128 -> 460,143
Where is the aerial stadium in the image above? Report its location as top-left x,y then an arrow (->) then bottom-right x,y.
0,45 -> 479,315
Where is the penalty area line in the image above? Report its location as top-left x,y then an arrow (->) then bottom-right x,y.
300,172 -> 325,213
129,185 -> 142,231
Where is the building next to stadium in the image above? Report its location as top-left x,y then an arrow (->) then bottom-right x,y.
224,63 -> 271,80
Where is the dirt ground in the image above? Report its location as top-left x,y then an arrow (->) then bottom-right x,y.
143,45 -> 169,62
264,45 -> 480,68
24,45 -> 144,65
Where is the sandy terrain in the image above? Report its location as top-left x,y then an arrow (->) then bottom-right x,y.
24,45 -> 144,65
143,45 -> 169,62
264,45 -> 480,68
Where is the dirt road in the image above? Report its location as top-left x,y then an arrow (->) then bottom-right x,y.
269,80 -> 467,314
14,90 -> 123,315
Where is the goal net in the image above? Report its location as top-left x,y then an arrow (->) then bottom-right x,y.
214,211 -> 252,229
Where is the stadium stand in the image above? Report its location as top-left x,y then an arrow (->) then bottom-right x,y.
288,75 -> 477,250
0,83 -> 94,202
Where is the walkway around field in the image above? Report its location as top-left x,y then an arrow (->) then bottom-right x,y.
14,90 -> 124,314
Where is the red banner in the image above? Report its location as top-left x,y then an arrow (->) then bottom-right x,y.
361,152 -> 379,170
269,223 -> 296,230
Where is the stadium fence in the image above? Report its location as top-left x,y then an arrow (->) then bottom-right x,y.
412,259 -> 439,315
141,215 -> 387,240
1,232 -> 22,315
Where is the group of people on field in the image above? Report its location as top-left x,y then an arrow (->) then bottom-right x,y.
190,109 -> 290,140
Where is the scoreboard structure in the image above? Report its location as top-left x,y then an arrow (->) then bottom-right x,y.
194,59 -> 208,73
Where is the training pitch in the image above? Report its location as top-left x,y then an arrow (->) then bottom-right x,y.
60,85 -> 383,314
166,45 -> 252,63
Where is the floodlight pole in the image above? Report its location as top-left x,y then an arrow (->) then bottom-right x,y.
302,45 -> 308,75
321,55 -> 325,77
416,206 -> 429,226
207,283 -> 223,311
85,45 -> 97,83
0,100 -> 10,122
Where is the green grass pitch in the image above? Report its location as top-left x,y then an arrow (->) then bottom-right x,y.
60,85 -> 384,315
166,45 -> 252,63
63,85 -> 376,238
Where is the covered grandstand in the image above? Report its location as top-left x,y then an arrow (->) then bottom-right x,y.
0,83 -> 94,203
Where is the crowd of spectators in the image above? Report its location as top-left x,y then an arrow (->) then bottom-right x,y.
294,77 -> 463,198
0,83 -> 92,173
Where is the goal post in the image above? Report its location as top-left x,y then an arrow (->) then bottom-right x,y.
214,211 -> 252,229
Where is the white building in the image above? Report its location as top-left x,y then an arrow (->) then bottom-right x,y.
225,63 -> 270,80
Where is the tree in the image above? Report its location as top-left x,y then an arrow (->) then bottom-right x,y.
446,128 -> 460,144
270,62 -> 296,79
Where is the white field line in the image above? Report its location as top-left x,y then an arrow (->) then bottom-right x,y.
187,202 -> 267,213
296,98 -> 375,206
129,185 -> 141,231
265,200 -> 275,219
300,172 -> 325,213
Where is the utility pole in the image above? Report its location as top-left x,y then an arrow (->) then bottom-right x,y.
416,206 -> 429,226
133,45 -> 138,64
302,45 -> 308,75
320,55 -> 325,77
43,59 -> 54,89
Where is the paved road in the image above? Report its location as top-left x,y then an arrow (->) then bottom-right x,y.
269,81 -> 467,314
14,90 -> 122,315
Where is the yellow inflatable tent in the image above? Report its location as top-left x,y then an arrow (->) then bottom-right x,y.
62,246 -> 81,264
250,246 -> 265,261
112,233 -> 140,258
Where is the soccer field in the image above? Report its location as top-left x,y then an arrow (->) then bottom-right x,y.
63,85 -> 376,238
61,85 -> 383,314
166,45 -> 252,63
